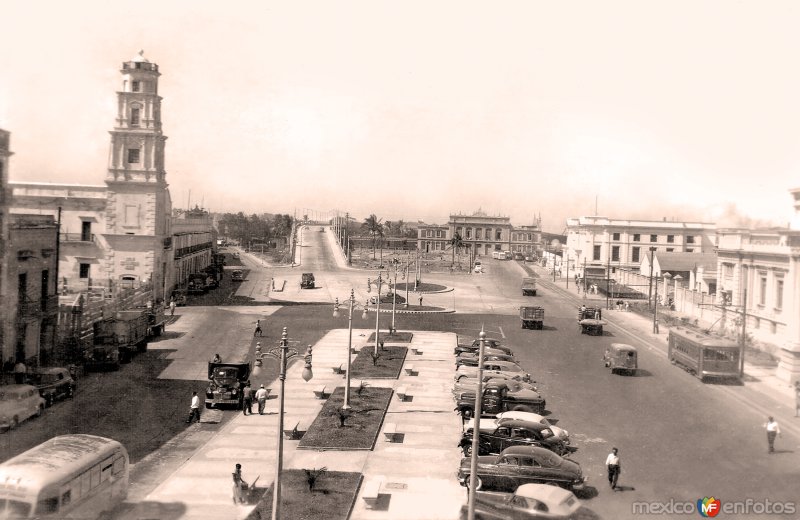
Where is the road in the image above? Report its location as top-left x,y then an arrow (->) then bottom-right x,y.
6,224 -> 795,520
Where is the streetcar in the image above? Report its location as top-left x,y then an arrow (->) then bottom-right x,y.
667,327 -> 741,383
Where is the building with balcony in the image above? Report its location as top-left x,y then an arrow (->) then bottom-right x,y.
4,214 -> 59,366
8,52 -> 176,302
172,207 -> 214,289
565,216 -> 716,280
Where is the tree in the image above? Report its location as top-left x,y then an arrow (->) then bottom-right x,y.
303,467 -> 328,492
449,232 -> 464,265
362,214 -> 383,260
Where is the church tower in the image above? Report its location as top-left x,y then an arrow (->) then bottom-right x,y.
104,51 -> 172,301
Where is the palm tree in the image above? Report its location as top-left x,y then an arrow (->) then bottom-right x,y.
449,232 -> 464,266
362,214 -> 383,260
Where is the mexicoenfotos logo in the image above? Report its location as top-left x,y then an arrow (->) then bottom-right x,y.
697,497 -> 722,517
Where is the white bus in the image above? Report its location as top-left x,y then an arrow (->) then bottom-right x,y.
0,434 -> 128,519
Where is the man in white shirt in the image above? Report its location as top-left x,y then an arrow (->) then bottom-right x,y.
186,391 -> 201,423
255,384 -> 268,415
605,447 -> 620,489
765,417 -> 781,453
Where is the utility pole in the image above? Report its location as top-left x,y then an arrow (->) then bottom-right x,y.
740,288 -> 747,379
648,248 -> 655,309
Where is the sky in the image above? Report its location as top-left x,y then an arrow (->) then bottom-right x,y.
1,1 -> 799,232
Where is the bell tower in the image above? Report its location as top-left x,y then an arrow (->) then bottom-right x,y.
104,51 -> 172,301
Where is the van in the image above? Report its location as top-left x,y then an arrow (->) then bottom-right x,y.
603,343 -> 638,375
301,273 -> 315,289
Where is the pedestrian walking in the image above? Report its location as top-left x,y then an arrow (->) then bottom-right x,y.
242,381 -> 253,416
13,360 -> 26,385
186,391 -> 201,423
169,299 -> 176,316
418,295 -> 423,307
605,447 -> 621,489
794,382 -> 800,417
254,319 -> 263,337
255,384 -> 268,414
232,463 -> 248,504
765,416 -> 782,453
624,301 -> 630,312
212,353 -> 222,363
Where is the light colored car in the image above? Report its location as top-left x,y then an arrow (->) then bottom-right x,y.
497,411 -> 570,443
455,360 -> 531,383
0,384 -> 45,431
459,482 -> 582,519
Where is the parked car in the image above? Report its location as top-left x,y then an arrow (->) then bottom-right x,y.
453,375 -> 537,399
496,411 -> 570,444
0,385 -> 45,431
457,446 -> 587,493
455,361 -> 531,383
456,352 -> 516,368
28,367 -> 76,406
205,362 -> 251,409
461,419 -> 572,456
455,338 -> 513,356
231,269 -> 244,282
459,483 -> 583,520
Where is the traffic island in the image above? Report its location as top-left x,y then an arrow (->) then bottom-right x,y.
394,282 -> 448,293
351,345 -> 408,379
367,331 -> 413,343
298,387 -> 394,450
245,469 -> 361,520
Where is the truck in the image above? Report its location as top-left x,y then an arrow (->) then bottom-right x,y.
521,277 -> 537,296
455,380 -> 546,419
519,306 -> 545,329
91,309 -> 149,364
205,362 -> 251,409
187,273 -> 208,295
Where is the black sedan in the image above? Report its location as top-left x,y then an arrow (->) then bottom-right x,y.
28,367 -> 76,406
455,338 -> 513,356
458,446 -> 587,493
460,419 -> 573,456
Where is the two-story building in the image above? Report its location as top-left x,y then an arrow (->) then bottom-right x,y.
565,216 -> 716,280
417,211 -> 542,257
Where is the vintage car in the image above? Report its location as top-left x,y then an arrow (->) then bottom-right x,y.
603,343 -> 638,375
0,384 -> 45,431
205,362 -> 251,409
455,338 -> 511,356
456,381 -> 546,419
28,367 -> 76,406
231,269 -> 244,282
456,351 -> 516,368
496,411 -> 570,444
455,361 -> 531,383
459,483 -> 583,520
458,446 -> 587,493
453,376 -> 537,400
300,272 -> 315,289
460,419 -> 572,456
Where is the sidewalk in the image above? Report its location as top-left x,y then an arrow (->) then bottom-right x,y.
529,264 -> 800,435
119,330 -> 465,520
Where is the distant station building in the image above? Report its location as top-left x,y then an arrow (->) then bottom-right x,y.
417,211 -> 541,257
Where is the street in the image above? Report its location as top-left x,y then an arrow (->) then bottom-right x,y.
6,224 -> 795,520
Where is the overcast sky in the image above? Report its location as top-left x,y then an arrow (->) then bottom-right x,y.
1,1 -> 798,232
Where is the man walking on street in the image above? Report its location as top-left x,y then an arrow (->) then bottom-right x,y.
169,299 -> 176,316
186,391 -> 201,423
765,416 -> 781,452
254,319 -> 263,337
418,295 -> 423,307
242,381 -> 253,416
255,384 -> 268,414
606,447 -> 621,489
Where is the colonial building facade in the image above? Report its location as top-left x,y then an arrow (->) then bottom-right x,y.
715,188 -> 800,383
565,216 -> 716,279
417,211 -> 541,256
7,52 -> 209,303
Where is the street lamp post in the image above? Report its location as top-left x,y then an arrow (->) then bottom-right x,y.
367,273 -> 384,356
333,290 -> 368,411
251,327 -> 313,520
390,259 -> 400,334
466,328 -> 487,520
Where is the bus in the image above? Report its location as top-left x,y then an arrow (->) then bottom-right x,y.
0,434 -> 128,518
667,327 -> 741,383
